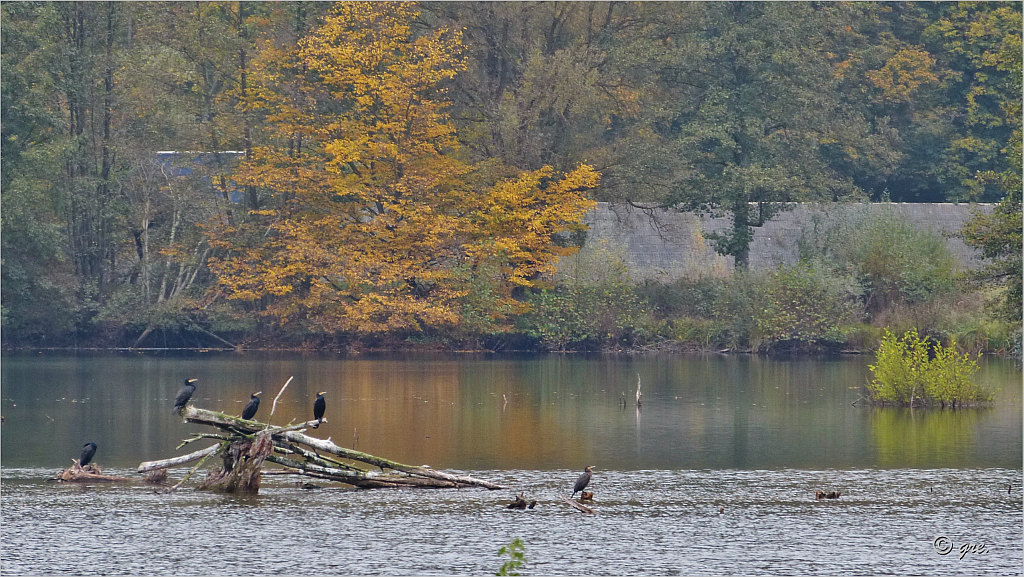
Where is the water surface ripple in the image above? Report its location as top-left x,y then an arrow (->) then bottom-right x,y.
2,467 -> 1021,575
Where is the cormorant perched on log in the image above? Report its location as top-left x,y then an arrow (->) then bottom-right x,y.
313,391 -> 327,427
173,378 -> 198,413
571,466 -> 593,499
241,392 -> 261,420
80,442 -> 97,467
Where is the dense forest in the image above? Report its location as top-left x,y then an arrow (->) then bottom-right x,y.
1,1 -> 1020,352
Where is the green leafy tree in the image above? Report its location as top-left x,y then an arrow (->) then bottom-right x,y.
0,2 -> 135,341
1,3 -> 76,341
951,3 -> 1022,329
926,337 -> 986,407
797,206 -> 958,317
922,2 -> 1021,202
824,2 -> 1020,204
960,194 -> 1022,328
435,2 -> 634,174
621,3 -> 892,267
868,328 -> 937,405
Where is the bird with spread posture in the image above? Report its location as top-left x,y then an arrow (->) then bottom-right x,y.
571,466 -> 594,499
241,391 -> 261,420
313,391 -> 327,427
173,378 -> 198,413
79,442 -> 97,467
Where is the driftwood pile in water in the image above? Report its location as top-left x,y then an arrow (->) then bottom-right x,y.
138,406 -> 506,494
53,462 -> 127,483
53,462 -> 166,485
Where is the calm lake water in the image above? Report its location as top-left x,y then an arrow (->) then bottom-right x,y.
1,351 -> 1021,575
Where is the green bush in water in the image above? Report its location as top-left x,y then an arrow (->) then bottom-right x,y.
867,328 -> 989,407
496,538 -> 526,576
924,337 -> 991,407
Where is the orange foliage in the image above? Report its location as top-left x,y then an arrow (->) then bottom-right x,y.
866,48 -> 940,104
207,2 -> 598,334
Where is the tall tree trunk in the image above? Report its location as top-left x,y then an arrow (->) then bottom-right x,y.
97,1 -> 116,297
732,200 -> 751,269
157,207 -> 181,303
142,201 -> 151,302
65,2 -> 100,296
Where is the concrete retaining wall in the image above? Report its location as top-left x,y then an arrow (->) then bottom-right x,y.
559,202 -> 993,281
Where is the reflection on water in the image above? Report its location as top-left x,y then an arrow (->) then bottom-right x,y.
0,352 -> 1020,471
1,352 -> 1021,575
872,408 -> 987,467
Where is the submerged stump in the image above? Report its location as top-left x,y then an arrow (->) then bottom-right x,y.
198,431 -> 274,493
143,468 -> 169,485
506,493 -> 538,510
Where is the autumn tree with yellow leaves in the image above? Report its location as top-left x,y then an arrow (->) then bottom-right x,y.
206,2 -> 598,336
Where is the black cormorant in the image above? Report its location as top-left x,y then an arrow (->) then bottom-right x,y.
313,391 -> 327,427
80,442 -> 97,467
241,391 -> 261,420
571,466 -> 593,498
173,378 -> 198,413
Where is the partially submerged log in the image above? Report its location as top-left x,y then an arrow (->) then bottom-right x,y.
563,496 -> 596,514
815,490 -> 842,500
145,406 -> 507,494
53,462 -> 134,483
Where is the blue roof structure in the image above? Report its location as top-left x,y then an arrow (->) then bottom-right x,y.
156,151 -> 246,203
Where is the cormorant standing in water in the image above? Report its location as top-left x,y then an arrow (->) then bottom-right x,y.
80,442 -> 97,467
313,391 -> 326,427
241,392 -> 262,420
571,466 -> 593,498
173,378 -> 198,413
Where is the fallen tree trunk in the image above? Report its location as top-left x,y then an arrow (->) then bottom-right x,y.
138,444 -> 220,473
153,406 -> 506,493
279,429 -> 507,489
266,455 -> 463,488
